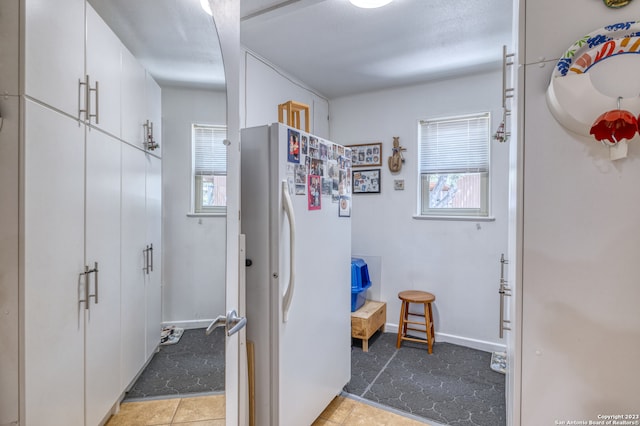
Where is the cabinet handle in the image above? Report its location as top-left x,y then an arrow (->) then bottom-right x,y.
143,245 -> 149,274
89,80 -> 99,125
78,76 -> 89,121
87,75 -> 100,124
80,265 -> 90,310
149,243 -> 154,272
143,245 -> 153,274
88,261 -> 99,304
79,263 -> 100,309
144,120 -> 159,151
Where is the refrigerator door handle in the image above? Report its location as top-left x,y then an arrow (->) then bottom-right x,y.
281,180 -> 296,323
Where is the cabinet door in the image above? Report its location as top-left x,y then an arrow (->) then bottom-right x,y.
0,96 -> 19,426
85,128 -> 122,426
120,143 -> 148,389
23,99 -> 85,425
24,0 -> 85,118
0,0 -> 19,95
121,47 -> 147,149
86,4 -> 122,138
145,73 -> 162,157
145,154 -> 162,358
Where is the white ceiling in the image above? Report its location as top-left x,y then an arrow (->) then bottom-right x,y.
89,0 -> 513,98
241,0 -> 514,98
89,0 -> 225,90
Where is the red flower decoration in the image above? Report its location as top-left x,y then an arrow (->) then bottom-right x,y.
590,109 -> 638,146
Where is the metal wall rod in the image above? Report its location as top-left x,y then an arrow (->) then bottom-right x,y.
499,253 -> 512,338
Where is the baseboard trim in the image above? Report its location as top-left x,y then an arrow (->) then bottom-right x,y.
162,320 -> 211,330
384,323 -> 506,353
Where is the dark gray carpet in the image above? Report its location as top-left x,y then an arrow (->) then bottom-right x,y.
125,327 -> 505,426
124,327 -> 225,400
346,332 -> 506,426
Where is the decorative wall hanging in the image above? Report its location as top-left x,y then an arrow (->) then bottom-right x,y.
547,20 -> 640,160
603,0 -> 633,8
352,169 -> 380,193
590,97 -> 638,144
387,137 -> 406,173
347,143 -> 383,167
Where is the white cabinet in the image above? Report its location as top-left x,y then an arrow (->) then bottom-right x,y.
22,99 -> 126,426
24,0 -> 85,118
121,47 -> 147,149
121,145 -> 163,389
23,1 -> 147,143
0,96 -> 20,426
145,155 -> 162,358
86,5 -> 122,138
9,3 -> 163,424
0,0 -> 19,95
84,128 -> 122,426
23,99 -> 86,426
120,143 -> 148,388
121,53 -> 163,156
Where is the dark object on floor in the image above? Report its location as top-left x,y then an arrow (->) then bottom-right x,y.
346,332 -> 506,426
160,325 -> 184,345
125,327 -> 225,400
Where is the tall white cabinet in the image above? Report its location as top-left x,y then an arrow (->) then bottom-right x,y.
0,96 -> 20,426
0,1 -> 164,425
120,145 -> 163,391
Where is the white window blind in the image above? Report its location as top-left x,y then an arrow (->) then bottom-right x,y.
419,113 -> 490,174
193,124 -> 227,176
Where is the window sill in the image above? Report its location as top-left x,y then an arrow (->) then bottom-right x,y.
187,212 -> 227,218
412,215 -> 495,222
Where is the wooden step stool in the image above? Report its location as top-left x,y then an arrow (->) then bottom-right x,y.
278,100 -> 310,132
351,300 -> 386,352
396,290 -> 435,354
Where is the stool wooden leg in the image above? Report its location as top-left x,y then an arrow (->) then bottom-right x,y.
425,302 -> 434,354
396,301 -> 406,348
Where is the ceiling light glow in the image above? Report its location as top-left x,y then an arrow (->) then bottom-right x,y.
349,0 -> 393,8
200,0 -> 213,16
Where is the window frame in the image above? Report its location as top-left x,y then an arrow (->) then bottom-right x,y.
192,123 -> 227,215
417,112 -> 491,219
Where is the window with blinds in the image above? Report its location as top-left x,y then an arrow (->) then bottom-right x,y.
418,113 -> 490,217
193,124 -> 227,213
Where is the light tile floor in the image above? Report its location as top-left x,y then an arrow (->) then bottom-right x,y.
105,394 -> 433,426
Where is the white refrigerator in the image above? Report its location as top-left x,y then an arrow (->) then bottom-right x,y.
241,123 -> 352,426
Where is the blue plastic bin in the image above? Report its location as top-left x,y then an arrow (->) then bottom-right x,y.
351,286 -> 370,312
351,258 -> 371,291
351,258 -> 372,312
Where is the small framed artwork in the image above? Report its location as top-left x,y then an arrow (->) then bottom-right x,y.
347,143 -> 383,168
338,196 -> 351,217
352,169 -> 381,194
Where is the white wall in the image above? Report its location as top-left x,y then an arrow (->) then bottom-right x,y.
519,0 -> 640,423
242,49 -> 329,137
330,71 -> 509,352
161,86 -> 227,327
161,49 -> 330,327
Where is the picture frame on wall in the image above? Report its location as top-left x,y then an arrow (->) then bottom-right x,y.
347,143 -> 383,168
352,169 -> 381,194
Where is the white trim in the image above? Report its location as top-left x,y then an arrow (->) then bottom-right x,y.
385,323 -> 506,353
412,215 -> 496,222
